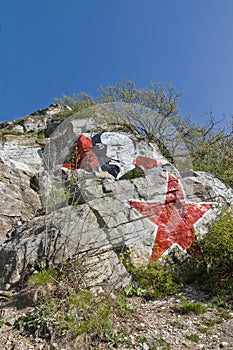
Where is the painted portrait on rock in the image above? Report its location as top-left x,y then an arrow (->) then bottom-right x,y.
62,131 -> 164,178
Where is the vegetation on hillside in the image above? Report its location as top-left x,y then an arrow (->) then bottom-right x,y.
12,205 -> 232,348
178,207 -> 233,301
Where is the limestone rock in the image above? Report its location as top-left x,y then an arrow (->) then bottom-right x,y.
0,135 -> 42,172
0,103 -> 72,136
0,206 -> 130,290
0,159 -> 42,244
31,103 -> 72,117
20,115 -> 49,133
0,104 -> 232,290
182,170 -> 233,205
0,134 -> 42,244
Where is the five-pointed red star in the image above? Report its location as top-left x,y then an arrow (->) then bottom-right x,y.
129,173 -> 213,260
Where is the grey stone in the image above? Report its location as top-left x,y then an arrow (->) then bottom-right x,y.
0,160 -> 41,244
0,103 -> 72,136
182,171 -> 233,205
0,205 -> 130,289
0,135 -> 42,172
0,105 -> 232,291
132,170 -> 168,201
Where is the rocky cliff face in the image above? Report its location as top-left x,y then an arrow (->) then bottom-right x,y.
0,103 -> 71,135
0,134 -> 42,244
0,104 -> 232,290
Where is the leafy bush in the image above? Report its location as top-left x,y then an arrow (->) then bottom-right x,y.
120,167 -> 145,180
202,208 -> 233,286
120,251 -> 179,298
18,299 -> 58,338
178,207 -> 233,301
173,302 -> 207,315
59,291 -> 113,336
171,320 -> 188,330
106,329 -> 131,348
28,269 -> 57,287
198,326 -> 209,333
185,334 -> 200,343
55,92 -> 95,113
183,119 -> 233,188
123,284 -> 146,297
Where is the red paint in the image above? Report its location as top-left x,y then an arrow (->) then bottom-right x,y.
133,156 -> 163,169
61,163 -> 72,170
73,134 -> 99,169
63,135 -> 99,170
62,133 -> 163,173
129,173 -> 212,260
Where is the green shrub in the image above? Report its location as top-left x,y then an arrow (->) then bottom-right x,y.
120,251 -> 179,298
28,269 -> 57,286
219,310 -> 231,320
106,329 -> 131,348
18,299 -> 58,338
116,293 -> 136,311
59,291 -> 113,336
178,207 -> 233,301
120,167 -> 145,180
123,284 -> 146,297
185,334 -> 200,342
198,326 -> 209,333
37,130 -> 45,139
174,302 -> 207,315
20,185 -> 27,191
202,208 -> 233,287
17,289 -> 130,347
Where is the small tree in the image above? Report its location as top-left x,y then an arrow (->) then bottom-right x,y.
202,207 -> 233,288
98,79 -> 182,121
55,92 -> 95,113
179,207 -> 233,298
179,113 -> 233,187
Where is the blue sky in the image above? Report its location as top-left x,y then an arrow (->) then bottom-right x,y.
1,0 -> 233,126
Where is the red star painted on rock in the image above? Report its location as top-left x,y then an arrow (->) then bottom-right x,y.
129,173 -> 213,260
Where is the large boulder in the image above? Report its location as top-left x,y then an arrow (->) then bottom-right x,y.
0,104 -> 232,290
0,205 -> 131,290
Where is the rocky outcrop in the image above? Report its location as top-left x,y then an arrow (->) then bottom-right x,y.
0,134 -> 42,171
0,135 -> 42,244
31,103 -> 72,117
0,103 -> 72,135
0,162 -> 41,244
0,104 -> 232,290
0,205 -> 130,290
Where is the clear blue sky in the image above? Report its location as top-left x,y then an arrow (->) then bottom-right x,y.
1,0 -> 233,125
